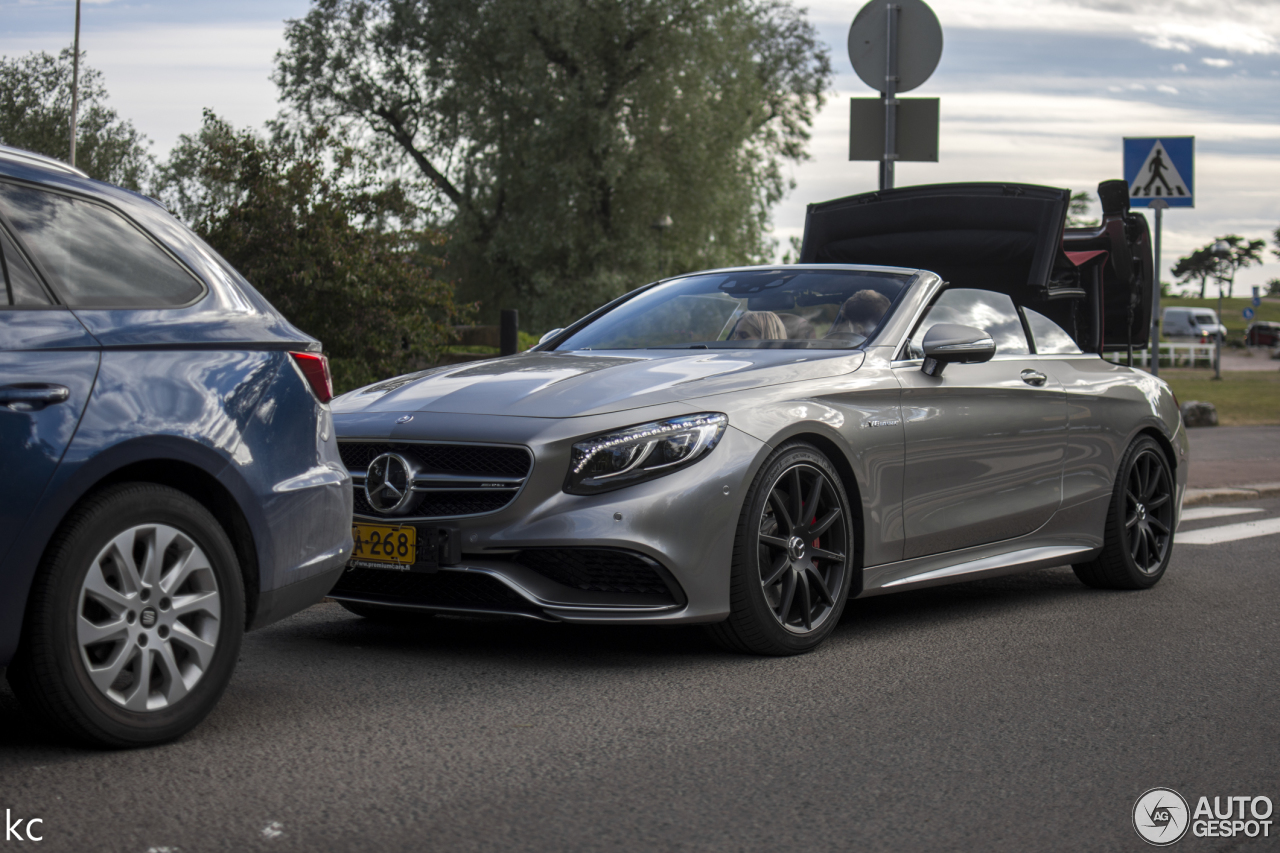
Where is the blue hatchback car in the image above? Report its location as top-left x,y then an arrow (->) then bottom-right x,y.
0,146 -> 352,747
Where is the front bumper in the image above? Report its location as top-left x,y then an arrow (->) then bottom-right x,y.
332,410 -> 768,623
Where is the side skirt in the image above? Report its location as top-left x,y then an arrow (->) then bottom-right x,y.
858,541 -> 1099,597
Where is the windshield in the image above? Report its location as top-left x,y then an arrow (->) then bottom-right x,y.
555,269 -> 914,351
1194,314 -> 1216,324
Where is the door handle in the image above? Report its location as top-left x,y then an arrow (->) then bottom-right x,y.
1020,369 -> 1048,387
0,384 -> 71,411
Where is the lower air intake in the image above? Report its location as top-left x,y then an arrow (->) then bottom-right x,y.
330,568 -> 536,614
514,548 -> 682,603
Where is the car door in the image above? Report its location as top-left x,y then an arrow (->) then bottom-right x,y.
0,217 -> 99,569
893,288 -> 1067,559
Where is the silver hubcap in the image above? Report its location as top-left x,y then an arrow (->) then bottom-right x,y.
76,524 -> 222,711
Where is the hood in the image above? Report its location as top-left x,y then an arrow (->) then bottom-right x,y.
331,349 -> 865,418
800,180 -> 1153,352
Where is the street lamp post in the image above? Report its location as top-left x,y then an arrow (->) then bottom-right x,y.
69,0 -> 81,167
1211,239 -> 1229,381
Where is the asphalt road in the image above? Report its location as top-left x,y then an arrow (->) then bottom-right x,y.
3,500 -> 1279,853
1185,425 -> 1280,488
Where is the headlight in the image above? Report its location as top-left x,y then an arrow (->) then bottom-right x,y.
565,413 -> 728,495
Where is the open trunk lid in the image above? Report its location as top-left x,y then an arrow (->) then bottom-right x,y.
800,181 -> 1153,353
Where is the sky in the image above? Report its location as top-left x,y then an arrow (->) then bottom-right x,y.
2,0 -> 1277,291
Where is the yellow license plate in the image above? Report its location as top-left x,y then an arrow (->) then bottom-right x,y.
350,523 -> 416,565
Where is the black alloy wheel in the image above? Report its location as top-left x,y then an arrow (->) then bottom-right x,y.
1073,435 -> 1176,590
1124,447 -> 1175,573
707,442 -> 855,655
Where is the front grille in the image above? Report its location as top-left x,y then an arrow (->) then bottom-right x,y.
514,549 -> 680,602
331,568 -> 534,612
339,442 -> 531,478
341,440 -> 532,520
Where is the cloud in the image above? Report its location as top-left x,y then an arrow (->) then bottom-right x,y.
0,24 -> 288,153
1202,57 -> 1235,67
805,0 -> 1280,57
1172,63 -> 1188,72
1156,84 -> 1179,94
1138,22 -> 1278,55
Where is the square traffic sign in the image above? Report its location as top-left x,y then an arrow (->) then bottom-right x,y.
1124,137 -> 1194,208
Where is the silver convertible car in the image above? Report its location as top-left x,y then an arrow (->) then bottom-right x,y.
328,182 -> 1187,654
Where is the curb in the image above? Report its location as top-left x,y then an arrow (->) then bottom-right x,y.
1184,482 -> 1280,507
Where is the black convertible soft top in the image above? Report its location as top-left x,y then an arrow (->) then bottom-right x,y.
800,181 -> 1153,354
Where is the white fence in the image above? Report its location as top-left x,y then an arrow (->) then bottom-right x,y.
1130,343 -> 1216,367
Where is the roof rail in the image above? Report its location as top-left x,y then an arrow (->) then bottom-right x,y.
0,144 -> 90,179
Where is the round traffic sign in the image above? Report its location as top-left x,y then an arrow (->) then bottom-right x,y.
1243,307 -> 1255,320
848,0 -> 944,94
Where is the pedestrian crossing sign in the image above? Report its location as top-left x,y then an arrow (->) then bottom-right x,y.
1124,136 -> 1194,208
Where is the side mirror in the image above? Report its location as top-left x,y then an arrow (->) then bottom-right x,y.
537,328 -> 565,346
921,323 -> 996,377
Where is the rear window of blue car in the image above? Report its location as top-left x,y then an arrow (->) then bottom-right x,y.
0,182 -> 205,309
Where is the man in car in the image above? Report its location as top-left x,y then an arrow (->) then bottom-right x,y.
827,289 -> 892,338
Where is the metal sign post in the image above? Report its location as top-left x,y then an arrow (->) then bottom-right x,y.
880,4 -> 899,190
848,0 -> 942,188
1149,198 -> 1168,375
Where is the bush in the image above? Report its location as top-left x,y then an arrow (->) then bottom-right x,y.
155,111 -> 472,392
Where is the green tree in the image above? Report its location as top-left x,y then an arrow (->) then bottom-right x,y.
0,49 -> 152,189
1174,236 -> 1266,299
1172,247 -> 1215,299
1066,191 -> 1097,228
1210,235 -> 1266,298
274,0 -> 832,328
154,111 -> 471,392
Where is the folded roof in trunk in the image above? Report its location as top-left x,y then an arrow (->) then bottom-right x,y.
800,183 -> 1070,295
800,181 -> 1153,353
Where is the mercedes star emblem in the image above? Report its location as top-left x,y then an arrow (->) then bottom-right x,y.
365,452 -> 416,513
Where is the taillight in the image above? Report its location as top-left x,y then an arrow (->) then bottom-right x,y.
289,351 -> 333,404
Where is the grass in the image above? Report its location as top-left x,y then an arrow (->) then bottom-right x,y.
441,330 -> 544,358
1160,370 -> 1280,425
1160,295 -> 1280,337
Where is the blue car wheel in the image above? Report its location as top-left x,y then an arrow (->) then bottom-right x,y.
8,483 -> 245,748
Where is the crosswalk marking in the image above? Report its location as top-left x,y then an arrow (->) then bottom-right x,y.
1179,507 -> 1263,524
1176,517 -> 1280,546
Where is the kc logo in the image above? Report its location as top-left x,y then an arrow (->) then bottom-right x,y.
5,809 -> 43,841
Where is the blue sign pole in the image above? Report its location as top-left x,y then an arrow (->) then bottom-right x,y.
1125,137 -> 1195,376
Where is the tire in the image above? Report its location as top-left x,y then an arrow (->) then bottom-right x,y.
1073,435 -> 1175,590
337,599 -> 428,623
7,483 -> 245,748
705,442 -> 856,655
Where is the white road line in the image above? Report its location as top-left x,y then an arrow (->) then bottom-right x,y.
1176,517 -> 1280,546
1179,507 -> 1264,524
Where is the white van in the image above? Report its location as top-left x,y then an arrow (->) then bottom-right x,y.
1162,307 -> 1225,340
